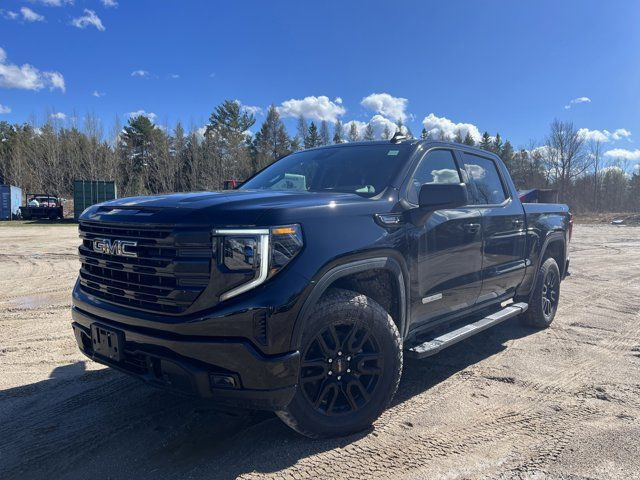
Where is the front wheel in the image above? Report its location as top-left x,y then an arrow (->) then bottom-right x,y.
522,257 -> 561,328
277,288 -> 402,438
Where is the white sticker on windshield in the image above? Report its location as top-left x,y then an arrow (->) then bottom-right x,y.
388,150 -> 399,156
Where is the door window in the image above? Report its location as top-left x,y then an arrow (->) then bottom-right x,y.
462,153 -> 507,205
408,149 -> 461,204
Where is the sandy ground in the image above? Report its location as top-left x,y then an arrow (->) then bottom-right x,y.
0,223 -> 639,480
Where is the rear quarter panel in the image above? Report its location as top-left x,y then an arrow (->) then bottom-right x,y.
516,202 -> 570,297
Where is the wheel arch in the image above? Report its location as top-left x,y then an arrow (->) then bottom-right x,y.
290,255 -> 408,351
525,231 -> 566,302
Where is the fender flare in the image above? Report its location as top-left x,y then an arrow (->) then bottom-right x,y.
526,231 -> 566,300
289,256 -> 408,350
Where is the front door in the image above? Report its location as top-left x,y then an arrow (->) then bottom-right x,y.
405,149 -> 483,326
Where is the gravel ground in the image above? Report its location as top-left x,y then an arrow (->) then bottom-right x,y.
0,223 -> 639,480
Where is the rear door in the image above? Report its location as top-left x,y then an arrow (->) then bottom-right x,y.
460,152 -> 527,304
405,148 -> 483,325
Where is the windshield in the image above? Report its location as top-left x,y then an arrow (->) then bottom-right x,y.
240,144 -> 412,197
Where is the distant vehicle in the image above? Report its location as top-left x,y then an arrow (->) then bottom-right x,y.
71,137 -> 572,438
20,193 -> 64,220
222,179 -> 239,190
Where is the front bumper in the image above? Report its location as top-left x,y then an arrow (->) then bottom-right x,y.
71,306 -> 299,410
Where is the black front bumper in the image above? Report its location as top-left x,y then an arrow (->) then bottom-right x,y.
71,306 -> 299,410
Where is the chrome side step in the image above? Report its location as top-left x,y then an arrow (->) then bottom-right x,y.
407,302 -> 528,359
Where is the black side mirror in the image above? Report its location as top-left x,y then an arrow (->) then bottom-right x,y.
418,183 -> 468,211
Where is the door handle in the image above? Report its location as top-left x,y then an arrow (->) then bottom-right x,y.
464,222 -> 481,234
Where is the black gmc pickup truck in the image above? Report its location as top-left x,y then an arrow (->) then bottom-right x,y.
71,138 -> 571,438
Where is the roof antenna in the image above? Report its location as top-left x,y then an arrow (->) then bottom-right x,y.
390,129 -> 408,144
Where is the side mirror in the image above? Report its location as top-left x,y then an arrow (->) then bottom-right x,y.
418,183 -> 468,211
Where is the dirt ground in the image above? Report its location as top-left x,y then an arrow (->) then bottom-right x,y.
1,223 -> 639,480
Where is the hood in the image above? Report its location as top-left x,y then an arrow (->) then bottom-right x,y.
80,190 -> 387,227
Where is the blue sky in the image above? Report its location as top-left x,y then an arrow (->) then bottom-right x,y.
1,0 -> 639,163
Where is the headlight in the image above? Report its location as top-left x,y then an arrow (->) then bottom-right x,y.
213,225 -> 303,301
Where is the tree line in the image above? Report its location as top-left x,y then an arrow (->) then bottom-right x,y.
0,100 -> 638,213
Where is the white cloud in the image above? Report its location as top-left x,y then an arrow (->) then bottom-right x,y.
234,100 -> 263,116
71,9 -> 105,31
334,97 -> 343,105
30,0 -> 73,6
422,113 -> 481,142
50,112 -> 66,120
342,120 -> 368,140
44,71 -> 65,91
92,90 -> 105,97
127,110 -> 156,121
101,0 -> 118,7
0,104 -> 10,114
361,93 -> 408,123
3,11 -> 19,20
342,115 -> 408,141
170,74 -> 180,79
578,128 -> 632,143
369,114 -> 408,139
131,69 -> 149,77
604,148 -> 640,161
0,47 -> 65,92
564,96 -> 591,109
277,95 -> 345,122
21,7 -> 45,22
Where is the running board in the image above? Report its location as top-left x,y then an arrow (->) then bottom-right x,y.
407,302 -> 528,359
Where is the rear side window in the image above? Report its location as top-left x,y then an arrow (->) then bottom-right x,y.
462,153 -> 507,205
407,149 -> 461,204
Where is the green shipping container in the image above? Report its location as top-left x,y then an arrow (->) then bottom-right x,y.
73,180 -> 117,220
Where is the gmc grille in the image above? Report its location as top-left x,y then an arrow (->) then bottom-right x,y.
78,221 -> 211,314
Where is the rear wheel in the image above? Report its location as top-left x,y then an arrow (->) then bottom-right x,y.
522,257 -> 560,328
277,288 -> 402,438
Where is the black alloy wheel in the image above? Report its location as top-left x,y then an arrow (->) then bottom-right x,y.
300,322 -> 383,416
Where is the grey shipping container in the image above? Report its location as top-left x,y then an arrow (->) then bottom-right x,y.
73,180 -> 117,219
0,185 -> 23,220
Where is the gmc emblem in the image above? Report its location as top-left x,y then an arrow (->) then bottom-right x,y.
92,238 -> 138,258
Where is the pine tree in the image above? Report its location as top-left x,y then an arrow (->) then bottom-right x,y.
382,125 -> 391,140
364,123 -> 375,141
348,122 -> 359,142
305,122 -> 321,149
454,130 -> 464,144
492,133 -> 503,156
254,106 -> 291,170
463,132 -> 475,146
333,119 -> 343,144
479,131 -> 492,151
501,140 -> 514,169
296,115 -> 308,147
320,120 -> 330,146
205,99 -> 256,181
290,136 -> 301,152
421,127 -> 428,140
121,115 -> 156,194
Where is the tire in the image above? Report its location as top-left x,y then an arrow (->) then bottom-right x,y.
277,288 -> 403,438
522,257 -> 561,328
